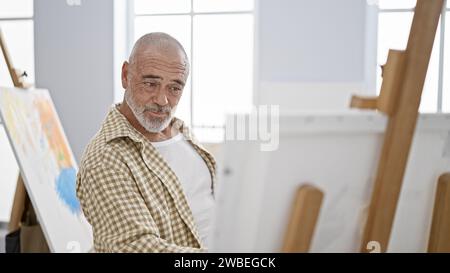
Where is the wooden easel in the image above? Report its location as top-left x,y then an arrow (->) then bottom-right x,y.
350,0 -> 444,252
0,28 -> 48,252
428,173 -> 450,252
0,28 -> 29,233
281,0 -> 445,253
282,185 -> 324,252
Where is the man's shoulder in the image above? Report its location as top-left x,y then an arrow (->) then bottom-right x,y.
77,129 -> 106,172
78,127 -> 136,173
79,105 -> 142,172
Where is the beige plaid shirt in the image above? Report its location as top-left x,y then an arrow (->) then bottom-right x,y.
76,105 -> 217,253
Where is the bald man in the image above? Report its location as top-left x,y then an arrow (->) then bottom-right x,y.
76,33 -> 216,253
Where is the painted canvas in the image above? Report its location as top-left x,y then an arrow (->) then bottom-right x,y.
0,87 -> 92,252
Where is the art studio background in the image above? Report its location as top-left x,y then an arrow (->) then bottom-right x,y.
1,0 -> 450,253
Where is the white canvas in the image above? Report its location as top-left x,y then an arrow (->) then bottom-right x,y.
211,111 -> 450,252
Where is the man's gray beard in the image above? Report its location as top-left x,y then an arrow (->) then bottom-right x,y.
125,90 -> 176,133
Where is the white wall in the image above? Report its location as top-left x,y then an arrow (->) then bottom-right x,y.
34,0 -> 115,162
255,0 -> 378,111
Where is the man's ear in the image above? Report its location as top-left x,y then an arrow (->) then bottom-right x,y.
121,61 -> 129,89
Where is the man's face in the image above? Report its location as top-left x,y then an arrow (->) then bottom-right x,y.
122,47 -> 189,133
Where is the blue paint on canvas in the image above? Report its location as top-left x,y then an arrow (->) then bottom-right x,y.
55,167 -> 81,214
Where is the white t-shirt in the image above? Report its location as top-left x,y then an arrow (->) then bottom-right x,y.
151,133 -> 215,248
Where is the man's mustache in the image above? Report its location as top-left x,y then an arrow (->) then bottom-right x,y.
142,104 -> 172,114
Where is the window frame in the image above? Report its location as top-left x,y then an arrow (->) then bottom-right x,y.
128,0 -> 257,135
377,0 -> 449,113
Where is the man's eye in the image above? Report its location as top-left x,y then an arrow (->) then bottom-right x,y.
144,82 -> 158,87
169,86 -> 182,95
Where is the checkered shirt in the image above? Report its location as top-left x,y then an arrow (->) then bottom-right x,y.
76,105 -> 217,253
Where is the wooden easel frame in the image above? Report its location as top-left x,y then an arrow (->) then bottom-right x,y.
281,0 -> 444,253
351,0 -> 444,252
428,173 -> 450,252
0,28 -> 34,232
282,185 -> 324,252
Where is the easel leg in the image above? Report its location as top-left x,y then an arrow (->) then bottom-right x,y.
7,175 -> 26,232
428,173 -> 450,252
281,185 -> 324,253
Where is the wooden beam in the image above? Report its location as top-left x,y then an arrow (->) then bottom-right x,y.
350,95 -> 378,110
7,175 -> 27,232
360,0 -> 444,253
350,50 -> 406,115
377,50 -> 406,115
0,29 -> 22,87
428,173 -> 450,253
282,185 -> 324,253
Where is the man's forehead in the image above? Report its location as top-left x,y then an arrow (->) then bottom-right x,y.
138,44 -> 186,62
135,49 -> 188,69
134,57 -> 188,81
136,57 -> 188,72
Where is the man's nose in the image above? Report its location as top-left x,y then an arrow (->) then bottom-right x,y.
154,88 -> 168,106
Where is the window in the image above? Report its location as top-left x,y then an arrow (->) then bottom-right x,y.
0,0 -> 35,86
130,0 -> 255,142
377,0 -> 449,113
0,0 -> 34,222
